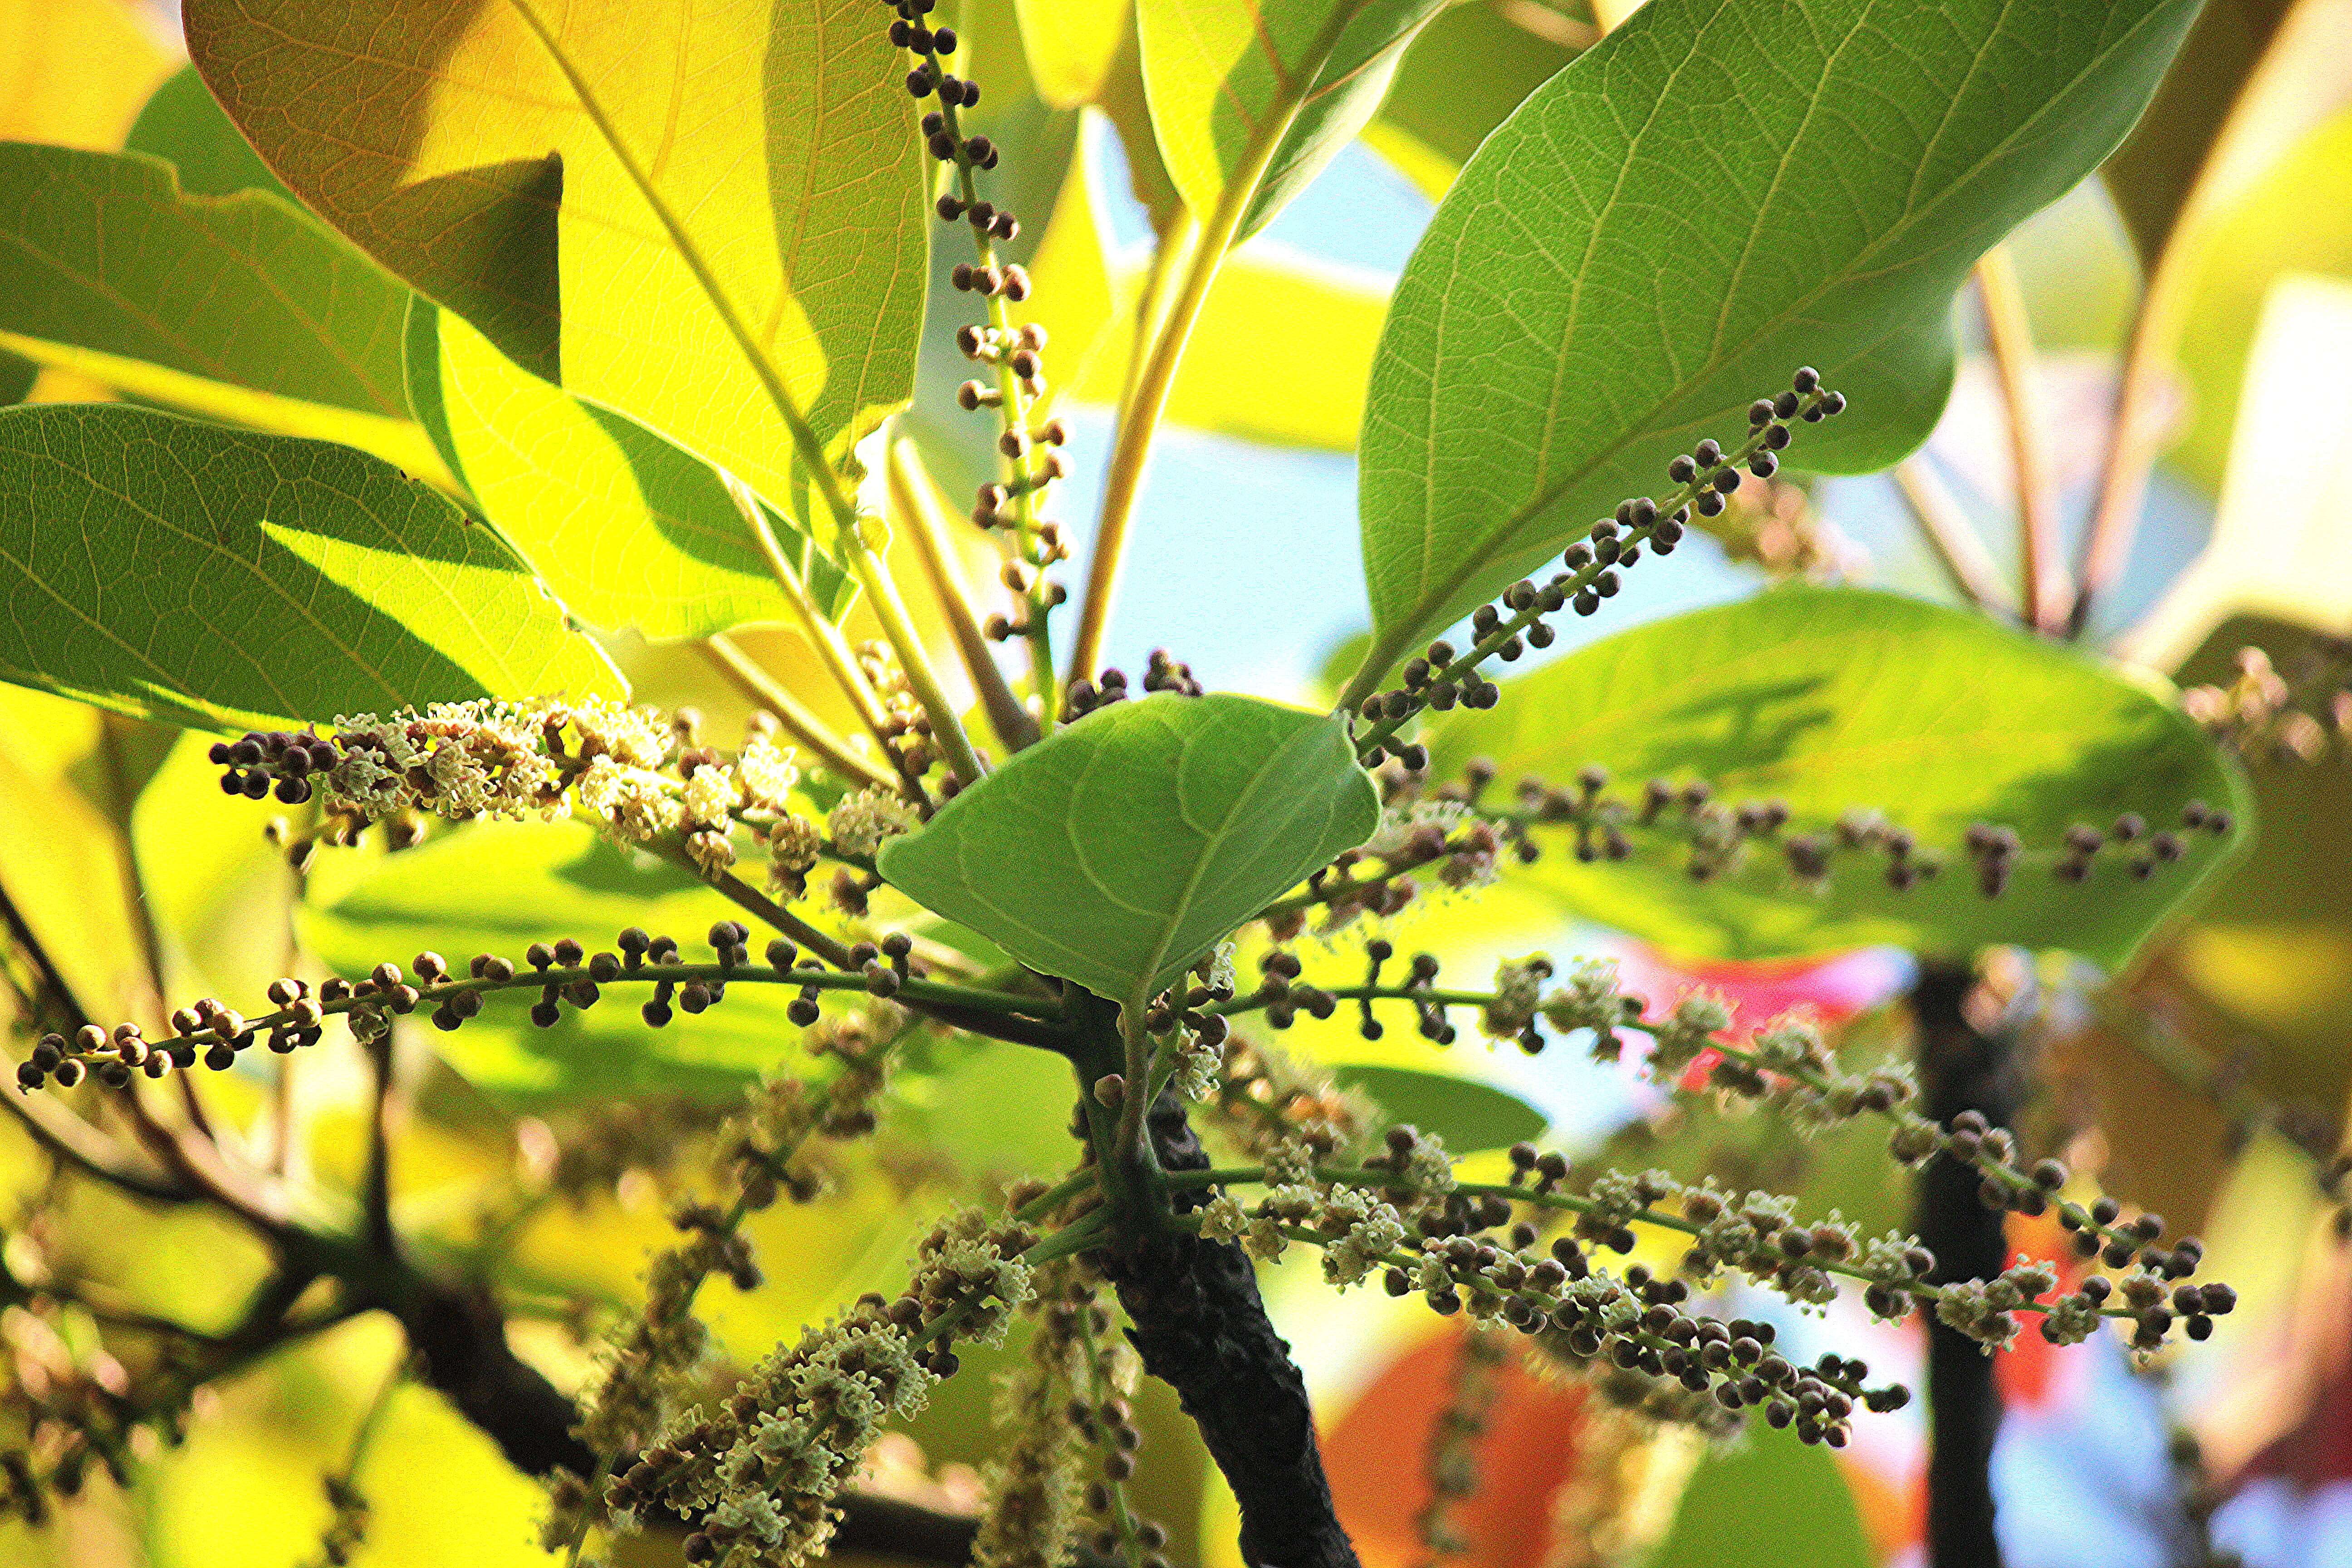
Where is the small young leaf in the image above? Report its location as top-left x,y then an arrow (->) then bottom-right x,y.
185,0 -> 930,554
1428,587 -> 2249,970
1138,0 -> 1447,238
1357,0 -> 2200,668
878,693 -> 1379,1004
0,404 -> 620,730
1330,1065 -> 1545,1153
408,304 -> 855,639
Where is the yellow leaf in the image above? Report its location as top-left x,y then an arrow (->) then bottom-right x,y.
2121,274 -> 2352,670
185,0 -> 930,553
0,0 -> 174,152
1014,0 -> 1131,107
1068,246 -> 1387,450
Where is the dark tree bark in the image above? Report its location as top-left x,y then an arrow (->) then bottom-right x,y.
1102,1094 -> 1360,1568
1913,962 -> 2024,1568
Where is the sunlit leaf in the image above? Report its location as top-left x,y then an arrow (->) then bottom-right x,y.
0,141 -> 421,418
1330,1065 -> 1545,1152
0,404 -> 620,731
2126,274 -> 2352,671
1138,0 -> 1447,237
2099,0 -> 2352,264
878,693 -> 1378,1004
185,0 -> 930,554
411,303 -> 853,641
1648,1425 -> 1874,1568
1429,587 -> 2249,969
0,0 -> 175,152
1356,0 -> 2200,668
2166,105 -> 2352,490
1014,0 -> 1130,107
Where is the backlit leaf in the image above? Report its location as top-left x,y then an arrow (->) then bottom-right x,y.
0,142 -> 419,439
0,404 -> 619,731
1356,0 -> 2200,670
411,303 -> 853,640
185,0 -> 930,554
878,693 -> 1378,1004
1139,0 -> 1447,236
1429,587 -> 2249,969
0,0 -> 174,153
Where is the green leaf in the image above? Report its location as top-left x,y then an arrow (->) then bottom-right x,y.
1648,1424 -> 1873,1568
301,821 -> 806,1099
184,0 -> 930,554
1427,587 -> 2249,969
408,303 -> 854,639
0,404 -> 620,730
878,693 -> 1379,1004
1138,0 -> 1447,238
0,141 -> 414,423
1356,0 -> 2200,666
1364,0 -> 1584,203
1330,1065 -> 1544,1153
124,64 -> 292,202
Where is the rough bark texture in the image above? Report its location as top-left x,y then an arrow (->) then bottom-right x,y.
1103,1096 -> 1360,1568
1913,963 -> 2022,1568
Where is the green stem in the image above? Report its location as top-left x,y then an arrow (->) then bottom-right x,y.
1067,4 -> 1367,685
887,440 -> 1040,751
701,634 -> 898,793
846,534 -> 990,788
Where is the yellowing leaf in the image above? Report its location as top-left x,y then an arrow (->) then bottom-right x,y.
417,304 -> 851,640
1015,0 -> 1131,107
185,0 -> 930,553
1068,245 -> 1386,450
2122,274 -> 2352,670
0,0 -> 174,152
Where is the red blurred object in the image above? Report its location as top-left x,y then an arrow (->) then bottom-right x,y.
1322,1322 -> 1589,1568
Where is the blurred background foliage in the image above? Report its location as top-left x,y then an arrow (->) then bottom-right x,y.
0,0 -> 2348,1565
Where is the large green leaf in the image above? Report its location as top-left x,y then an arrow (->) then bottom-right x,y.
0,404 -> 619,730
1355,0 -> 2200,668
1647,1425 -> 1873,1568
0,141 -> 413,427
302,821 -> 807,1099
407,302 -> 853,639
878,693 -> 1379,1004
1138,0 -> 1446,237
184,0 -> 929,553
1330,1064 -> 1545,1153
1427,587 -> 2249,969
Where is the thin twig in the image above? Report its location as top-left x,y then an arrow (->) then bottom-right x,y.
1071,0 -> 1367,685
700,634 -> 897,794
887,439 -> 1039,751
362,1029 -> 397,1258
0,1075 -> 187,1202
1975,249 -> 2062,632
2068,262 -> 2186,637
1892,459 -> 2016,620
